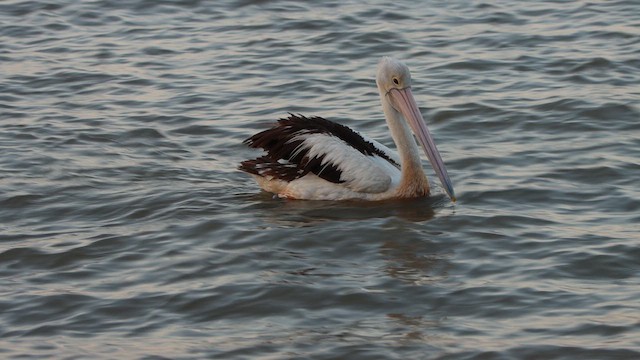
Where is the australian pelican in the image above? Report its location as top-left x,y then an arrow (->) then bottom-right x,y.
240,57 -> 456,202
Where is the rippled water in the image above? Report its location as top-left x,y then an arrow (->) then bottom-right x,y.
1,0 -> 639,358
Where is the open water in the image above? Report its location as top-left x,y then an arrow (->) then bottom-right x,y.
1,0 -> 639,359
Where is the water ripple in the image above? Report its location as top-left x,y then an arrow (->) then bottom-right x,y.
1,0 -> 639,358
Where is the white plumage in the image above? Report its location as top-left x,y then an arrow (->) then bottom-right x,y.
290,133 -> 396,193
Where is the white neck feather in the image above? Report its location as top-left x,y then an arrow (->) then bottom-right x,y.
380,94 -> 430,197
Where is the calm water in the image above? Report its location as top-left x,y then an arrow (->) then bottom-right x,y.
1,0 -> 639,359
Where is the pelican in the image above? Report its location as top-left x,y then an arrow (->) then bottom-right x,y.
239,57 -> 456,202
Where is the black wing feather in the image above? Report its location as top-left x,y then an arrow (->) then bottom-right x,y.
240,114 -> 398,184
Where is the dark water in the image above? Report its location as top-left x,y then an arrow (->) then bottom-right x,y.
1,0 -> 639,358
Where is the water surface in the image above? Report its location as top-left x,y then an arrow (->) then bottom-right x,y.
1,0 -> 639,359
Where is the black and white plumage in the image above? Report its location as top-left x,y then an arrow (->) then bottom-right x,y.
239,57 -> 456,201
240,114 -> 401,197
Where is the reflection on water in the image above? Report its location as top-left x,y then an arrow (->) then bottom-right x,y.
250,194 -> 443,227
386,313 -> 446,346
380,238 -> 451,286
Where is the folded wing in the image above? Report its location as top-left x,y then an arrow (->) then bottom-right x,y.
240,114 -> 400,194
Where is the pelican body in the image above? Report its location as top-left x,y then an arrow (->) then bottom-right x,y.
240,57 -> 455,202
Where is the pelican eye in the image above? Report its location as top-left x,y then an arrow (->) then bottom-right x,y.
392,77 -> 399,85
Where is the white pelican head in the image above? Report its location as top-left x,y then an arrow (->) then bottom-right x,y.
376,57 -> 456,201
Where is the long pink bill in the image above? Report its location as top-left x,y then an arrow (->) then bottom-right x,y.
389,87 -> 456,202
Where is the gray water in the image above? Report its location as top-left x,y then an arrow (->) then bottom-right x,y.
1,0 -> 639,359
